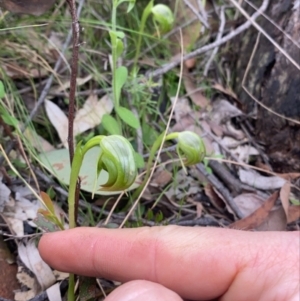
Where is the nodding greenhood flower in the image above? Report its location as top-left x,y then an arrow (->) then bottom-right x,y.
96,135 -> 137,191
175,131 -> 206,165
79,135 -> 137,191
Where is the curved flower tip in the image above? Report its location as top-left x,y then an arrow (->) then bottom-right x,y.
151,4 -> 174,33
177,131 -> 206,165
98,135 -> 137,191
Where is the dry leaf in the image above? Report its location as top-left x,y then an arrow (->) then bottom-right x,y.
74,94 -> 113,135
3,185 -> 43,236
152,168 -> 172,187
276,172 -> 300,181
0,0 -> 56,15
45,100 -> 68,148
279,182 -> 291,220
15,266 -> 38,301
233,193 -> 265,217
0,174 -> 11,212
54,75 -> 92,93
18,240 -> 56,291
212,83 -> 238,99
204,183 -> 225,212
46,283 -> 62,301
257,207 -> 287,231
183,73 -> 209,108
211,99 -> 243,124
239,169 -> 286,190
24,128 -> 55,153
287,205 -> 300,223
45,95 -> 113,148
229,191 -> 279,230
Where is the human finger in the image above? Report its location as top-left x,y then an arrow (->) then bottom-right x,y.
39,226 -> 299,300
104,280 -> 183,301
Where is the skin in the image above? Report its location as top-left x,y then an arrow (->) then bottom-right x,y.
38,226 -> 299,301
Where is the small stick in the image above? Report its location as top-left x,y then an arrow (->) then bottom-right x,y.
66,0 -> 82,225
66,0 -> 80,163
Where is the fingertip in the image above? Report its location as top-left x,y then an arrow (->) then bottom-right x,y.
105,280 -> 183,301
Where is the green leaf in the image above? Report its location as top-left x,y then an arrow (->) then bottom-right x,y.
116,38 -> 124,59
102,114 -> 121,135
0,108 -> 18,128
115,66 -> 128,104
38,147 -> 139,195
33,213 -> 61,232
116,106 -> 140,129
142,122 -> 158,146
0,81 -> 5,98
109,31 -> 125,59
134,151 -> 145,168
142,0 -> 154,21
126,1 -> 135,12
151,4 -> 174,33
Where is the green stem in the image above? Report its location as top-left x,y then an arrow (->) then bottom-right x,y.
133,0 -> 154,73
68,273 -> 75,301
68,143 -> 84,229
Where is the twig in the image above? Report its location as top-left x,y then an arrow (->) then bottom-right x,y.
196,163 -> 244,219
208,160 -> 242,196
148,0 -> 269,78
182,0 -> 210,29
196,0 -> 209,28
203,6 -> 225,76
66,0 -> 80,163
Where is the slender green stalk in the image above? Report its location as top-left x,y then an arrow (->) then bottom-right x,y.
111,0 -> 119,108
133,0 -> 154,73
67,274 -> 75,301
68,142 -> 84,229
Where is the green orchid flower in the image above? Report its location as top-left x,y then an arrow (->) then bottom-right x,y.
176,131 -> 206,165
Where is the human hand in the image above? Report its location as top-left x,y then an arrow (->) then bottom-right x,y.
39,226 -> 299,301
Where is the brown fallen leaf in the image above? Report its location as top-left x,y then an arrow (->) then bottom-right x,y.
212,83 -> 238,100
257,207 -> 287,231
183,71 -> 209,108
276,172 -> 300,181
287,205 -> 300,223
233,193 -> 265,217
279,182 -> 291,220
229,191 -> 279,230
152,168 -> 172,187
204,183 -> 225,212
0,0 -> 56,15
